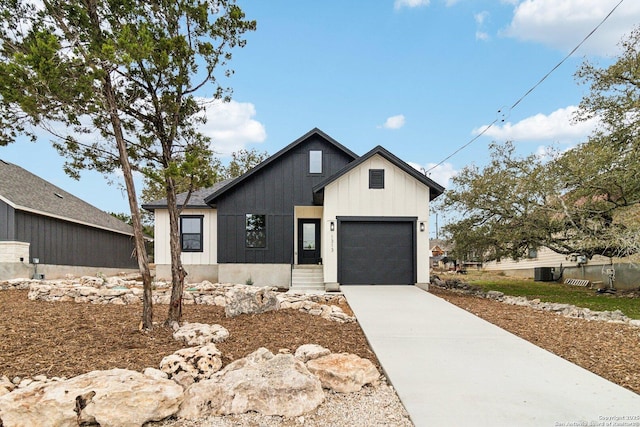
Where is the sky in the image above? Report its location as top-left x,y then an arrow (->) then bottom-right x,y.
1,0 -> 638,237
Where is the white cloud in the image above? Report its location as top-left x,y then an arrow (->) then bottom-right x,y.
197,99 -> 267,155
394,0 -> 430,11
473,106 -> 600,144
503,0 -> 640,56
474,11 -> 490,41
380,114 -> 406,130
409,161 -> 456,188
475,11 -> 489,25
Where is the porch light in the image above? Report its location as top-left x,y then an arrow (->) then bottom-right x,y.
419,222 -> 425,232
330,221 -> 335,231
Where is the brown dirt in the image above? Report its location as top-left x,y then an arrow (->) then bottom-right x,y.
0,290 -> 376,380
430,287 -> 640,395
2,288 -> 639,397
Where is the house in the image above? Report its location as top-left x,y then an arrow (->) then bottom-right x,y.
0,159 -> 139,280
144,128 -> 445,290
429,238 -> 453,269
481,247 -> 640,289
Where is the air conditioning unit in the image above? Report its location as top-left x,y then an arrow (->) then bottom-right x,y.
534,267 -> 555,282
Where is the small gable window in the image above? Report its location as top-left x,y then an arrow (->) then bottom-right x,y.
309,150 -> 323,174
180,216 -> 203,252
246,214 -> 267,248
369,169 -> 385,189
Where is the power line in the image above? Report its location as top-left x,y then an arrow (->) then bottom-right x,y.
425,0 -> 625,175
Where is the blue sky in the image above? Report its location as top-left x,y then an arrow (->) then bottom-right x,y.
1,0 -> 638,236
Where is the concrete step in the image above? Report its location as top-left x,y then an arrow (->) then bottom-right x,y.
291,266 -> 324,290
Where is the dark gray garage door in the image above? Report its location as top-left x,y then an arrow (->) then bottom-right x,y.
338,219 -> 416,285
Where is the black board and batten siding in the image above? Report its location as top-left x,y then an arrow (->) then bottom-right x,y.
7,209 -> 137,268
216,134 -> 355,264
0,199 -> 15,241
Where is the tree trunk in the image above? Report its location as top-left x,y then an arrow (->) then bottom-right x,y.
165,176 -> 186,324
84,0 -> 153,330
105,80 -> 154,329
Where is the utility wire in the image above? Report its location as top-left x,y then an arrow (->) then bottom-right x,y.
425,0 -> 625,175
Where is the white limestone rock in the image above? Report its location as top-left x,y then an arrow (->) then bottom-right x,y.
306,353 -> 380,393
160,343 -> 223,384
224,285 -> 280,317
172,322 -> 229,346
0,368 -> 183,427
178,347 -> 324,419
295,344 -> 332,362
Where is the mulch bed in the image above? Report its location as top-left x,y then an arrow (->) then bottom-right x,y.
0,290 -> 377,381
430,287 -> 640,395
2,287 -> 639,397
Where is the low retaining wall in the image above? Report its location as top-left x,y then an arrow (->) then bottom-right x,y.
1,276 -> 354,323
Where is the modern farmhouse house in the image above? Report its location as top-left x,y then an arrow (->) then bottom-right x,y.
0,159 -> 138,280
144,128 -> 444,290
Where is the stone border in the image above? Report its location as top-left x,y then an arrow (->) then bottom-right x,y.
431,276 -> 640,328
1,277 -> 355,323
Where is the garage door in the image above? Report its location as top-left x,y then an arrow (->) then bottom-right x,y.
338,219 -> 416,285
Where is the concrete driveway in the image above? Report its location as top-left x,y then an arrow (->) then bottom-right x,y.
341,285 -> 640,427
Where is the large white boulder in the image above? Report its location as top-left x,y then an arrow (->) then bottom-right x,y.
160,343 -> 223,386
224,286 -> 280,317
0,369 -> 183,427
306,353 -> 380,393
178,347 -> 324,419
172,322 -> 229,346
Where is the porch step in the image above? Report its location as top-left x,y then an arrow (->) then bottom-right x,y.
291,265 -> 325,291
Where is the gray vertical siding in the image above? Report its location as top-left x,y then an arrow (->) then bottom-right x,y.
0,199 -> 16,240
14,210 -> 137,268
217,134 -> 354,263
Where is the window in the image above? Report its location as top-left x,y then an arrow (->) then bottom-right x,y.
528,247 -> 538,259
369,169 -> 385,189
309,150 -> 323,174
246,214 -> 267,248
180,216 -> 203,252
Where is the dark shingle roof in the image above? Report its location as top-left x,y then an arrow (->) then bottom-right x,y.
141,179 -> 234,210
0,159 -> 134,235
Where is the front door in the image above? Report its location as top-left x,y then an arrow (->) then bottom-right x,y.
298,219 -> 321,264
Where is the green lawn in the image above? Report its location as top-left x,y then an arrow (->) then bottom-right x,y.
459,271 -> 640,319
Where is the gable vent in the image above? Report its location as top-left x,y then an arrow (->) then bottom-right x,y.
369,169 -> 385,189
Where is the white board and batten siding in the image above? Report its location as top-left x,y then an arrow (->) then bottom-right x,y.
322,154 -> 431,284
153,209 -> 218,265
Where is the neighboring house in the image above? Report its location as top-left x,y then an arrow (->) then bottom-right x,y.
144,128 -> 445,290
482,247 -> 640,289
0,159 -> 138,280
429,238 -> 452,269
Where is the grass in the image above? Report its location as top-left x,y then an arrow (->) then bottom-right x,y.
454,270 -> 640,319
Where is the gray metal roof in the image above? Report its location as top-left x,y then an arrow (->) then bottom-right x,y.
0,159 -> 134,235
141,179 -> 234,210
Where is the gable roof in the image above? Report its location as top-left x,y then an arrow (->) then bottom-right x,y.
312,145 -> 445,201
204,128 -> 358,204
141,179 -> 234,210
0,159 -> 134,236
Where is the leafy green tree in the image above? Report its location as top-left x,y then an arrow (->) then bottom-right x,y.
0,0 -> 256,327
441,142 -> 562,262
222,148 -> 268,179
140,148 -> 266,204
442,28 -> 640,262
